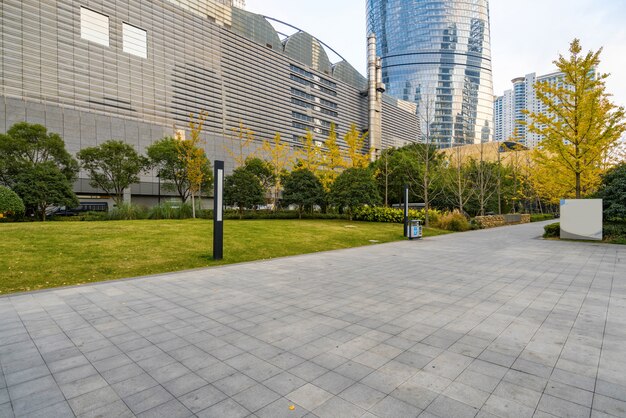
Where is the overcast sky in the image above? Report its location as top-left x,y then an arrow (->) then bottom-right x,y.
245,0 -> 626,108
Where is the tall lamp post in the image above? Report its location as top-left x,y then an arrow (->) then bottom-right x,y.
157,172 -> 161,205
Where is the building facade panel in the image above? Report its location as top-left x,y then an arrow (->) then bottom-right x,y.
1,0 -> 419,202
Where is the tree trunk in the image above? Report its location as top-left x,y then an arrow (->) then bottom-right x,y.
457,163 -> 463,212
424,183 -> 429,228
191,193 -> 196,218
384,157 -> 389,207
576,172 -> 581,199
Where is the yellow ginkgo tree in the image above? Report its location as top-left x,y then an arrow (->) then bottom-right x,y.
527,39 -> 626,198
262,132 -> 293,210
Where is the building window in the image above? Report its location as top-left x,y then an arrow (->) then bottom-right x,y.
80,7 -> 109,46
123,23 -> 147,58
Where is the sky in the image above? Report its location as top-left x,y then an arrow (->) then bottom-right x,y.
245,0 -> 626,108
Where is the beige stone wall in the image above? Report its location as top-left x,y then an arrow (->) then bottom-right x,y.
475,214 -> 530,228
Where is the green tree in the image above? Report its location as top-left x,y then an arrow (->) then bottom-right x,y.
224,168 -> 265,218
0,122 -> 79,219
146,137 -> 211,203
12,162 -> 79,220
282,168 -> 325,219
372,148 -> 393,206
372,145 -> 421,205
0,122 -> 79,185
527,39 -> 626,199
0,185 -> 25,217
598,162 -> 626,220
243,157 -> 276,200
330,167 -> 380,220
77,140 -> 148,206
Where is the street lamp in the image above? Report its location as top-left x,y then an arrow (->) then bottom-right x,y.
157,172 -> 161,205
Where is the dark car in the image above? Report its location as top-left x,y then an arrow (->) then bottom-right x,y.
51,202 -> 109,216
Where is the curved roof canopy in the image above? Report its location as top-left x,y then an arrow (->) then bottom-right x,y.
332,61 -> 367,91
231,8 -> 282,51
228,7 -> 365,89
283,32 -> 332,75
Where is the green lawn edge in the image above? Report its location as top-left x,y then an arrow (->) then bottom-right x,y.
1,219 -> 450,295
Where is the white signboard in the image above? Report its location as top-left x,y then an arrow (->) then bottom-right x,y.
560,199 -> 603,241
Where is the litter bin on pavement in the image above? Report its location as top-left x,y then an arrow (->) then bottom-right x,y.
408,220 -> 422,240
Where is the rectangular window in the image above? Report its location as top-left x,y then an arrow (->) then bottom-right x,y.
80,7 -> 109,46
123,22 -> 147,58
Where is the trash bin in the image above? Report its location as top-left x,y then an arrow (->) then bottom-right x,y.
408,219 -> 422,240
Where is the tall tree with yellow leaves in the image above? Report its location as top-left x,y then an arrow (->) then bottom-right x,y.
527,39 -> 626,199
228,121 -> 255,168
177,112 -> 211,218
262,132 -> 293,209
318,123 -> 346,190
296,130 -> 322,174
344,124 -> 370,168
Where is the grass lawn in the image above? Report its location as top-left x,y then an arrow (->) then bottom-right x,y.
0,219 -> 449,294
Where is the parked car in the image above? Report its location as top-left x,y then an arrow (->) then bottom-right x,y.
50,202 -> 109,216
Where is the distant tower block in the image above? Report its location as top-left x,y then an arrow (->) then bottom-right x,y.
232,0 -> 245,9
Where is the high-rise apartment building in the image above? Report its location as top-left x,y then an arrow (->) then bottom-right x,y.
367,0 -> 494,148
1,0 -> 419,204
494,71 -> 564,148
493,90 -> 513,142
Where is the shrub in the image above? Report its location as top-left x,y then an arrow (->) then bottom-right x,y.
543,222 -> 560,238
106,203 -> 147,220
469,218 -> 482,230
215,210 -> 348,221
351,206 -> 442,224
436,210 -> 470,232
148,202 -> 193,219
48,212 -> 99,222
531,213 -> 555,222
0,185 -> 25,217
353,206 -> 403,223
603,222 -> 626,242
598,163 -> 626,221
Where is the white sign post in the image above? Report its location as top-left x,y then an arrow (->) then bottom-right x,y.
560,199 -> 603,241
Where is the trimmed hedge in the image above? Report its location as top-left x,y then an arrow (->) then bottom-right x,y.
352,206 -> 441,225
530,213 -> 556,222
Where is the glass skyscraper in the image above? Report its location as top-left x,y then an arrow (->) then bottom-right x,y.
367,0 -> 494,147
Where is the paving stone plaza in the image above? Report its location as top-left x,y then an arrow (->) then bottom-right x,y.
1,222 -> 625,417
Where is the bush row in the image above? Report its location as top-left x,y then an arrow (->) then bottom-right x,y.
530,213 -> 556,222
48,203 -> 482,232
351,206 -> 442,224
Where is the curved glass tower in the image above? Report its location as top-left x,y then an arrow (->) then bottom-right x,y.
367,0 -> 493,147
